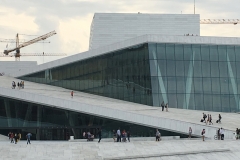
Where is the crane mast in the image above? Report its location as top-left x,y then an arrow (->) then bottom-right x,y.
3,31 -> 56,61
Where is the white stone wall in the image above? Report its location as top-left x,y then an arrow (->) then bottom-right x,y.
0,61 -> 37,76
89,13 -> 200,49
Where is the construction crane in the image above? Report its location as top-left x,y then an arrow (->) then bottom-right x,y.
200,19 -> 240,25
2,30 -> 63,61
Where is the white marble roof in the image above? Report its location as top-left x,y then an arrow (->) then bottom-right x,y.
11,34 -> 240,77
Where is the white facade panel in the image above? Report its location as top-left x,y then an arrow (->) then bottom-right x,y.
0,61 -> 37,76
89,13 -> 200,49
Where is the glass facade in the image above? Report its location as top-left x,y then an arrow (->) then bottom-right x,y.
0,96 -> 184,140
20,44 -> 153,106
149,43 -> 240,112
19,43 -> 240,112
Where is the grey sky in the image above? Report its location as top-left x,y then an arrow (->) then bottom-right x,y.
1,0 -> 240,64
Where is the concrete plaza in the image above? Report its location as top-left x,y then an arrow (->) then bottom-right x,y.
0,139 -> 240,160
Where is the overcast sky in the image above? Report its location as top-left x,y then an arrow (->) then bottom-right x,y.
1,0 -> 240,64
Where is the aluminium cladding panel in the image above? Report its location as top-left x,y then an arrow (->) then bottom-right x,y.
89,13 -> 200,49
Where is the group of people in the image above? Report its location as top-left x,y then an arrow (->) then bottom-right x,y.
8,132 -> 21,144
200,128 -> 225,141
161,101 -> 169,112
8,132 -> 32,144
114,128 -> 130,142
201,113 -> 222,125
12,81 -> 24,89
82,129 -> 102,143
83,131 -> 95,141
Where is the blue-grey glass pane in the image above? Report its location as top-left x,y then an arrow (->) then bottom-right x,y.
201,45 -> 210,61
148,43 -> 157,59
228,78 -> 235,95
227,46 -> 235,61
195,94 -> 204,110
210,62 -> 219,77
220,78 -> 229,94
176,77 -> 185,93
230,95 -> 238,112
149,60 -> 157,76
161,77 -> 168,93
158,60 -> 167,77
221,95 -> 230,112
235,46 -> 240,61
167,77 -> 176,93
176,61 -> 184,76
184,45 -> 192,61
166,61 -> 176,76
193,61 -> 202,77
151,76 -> 159,94
192,44 -> 201,60
202,61 -> 210,77
203,78 -> 211,94
212,95 -> 221,111
204,94 -> 213,111
184,61 -> 191,77
228,61 -> 237,78
218,45 -> 227,61
193,78 -> 203,93
210,45 -> 218,61
175,44 -> 183,60
237,79 -> 240,95
236,64 -> 240,78
168,94 -> 177,108
166,44 -> 175,60
177,94 -> 184,109
219,62 -> 228,77
157,43 -> 166,59
212,78 -> 220,94
188,94 -> 195,110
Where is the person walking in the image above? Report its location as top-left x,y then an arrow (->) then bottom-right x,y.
98,128 -> 102,143
201,129 -> 205,141
220,128 -> 224,140
17,82 -> 20,89
10,132 -> 14,143
165,103 -> 169,112
202,113 -> 207,123
26,133 -> 32,144
113,130 -> 116,142
8,132 -> 10,141
188,127 -> 192,139
161,101 -> 165,111
22,81 -> 24,89
206,114 -> 210,125
18,133 -> 21,142
156,129 -> 161,141
71,91 -> 73,98
117,128 -> 121,142
14,133 -> 18,144
218,114 -> 222,123
127,131 -> 131,142
209,115 -> 213,125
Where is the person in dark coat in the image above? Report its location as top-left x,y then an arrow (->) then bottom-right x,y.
98,128 -> 102,143
127,131 -> 131,142
161,101 -> 165,111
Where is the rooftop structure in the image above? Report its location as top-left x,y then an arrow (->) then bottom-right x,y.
89,13 -> 200,49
